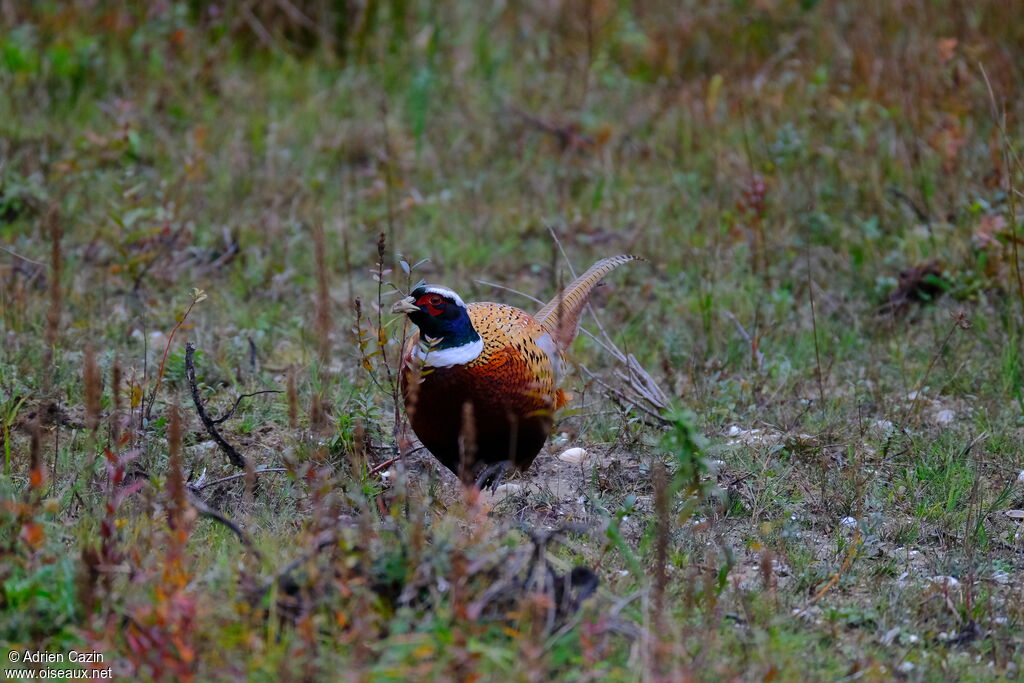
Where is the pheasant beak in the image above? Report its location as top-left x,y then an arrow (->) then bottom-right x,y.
390,296 -> 420,315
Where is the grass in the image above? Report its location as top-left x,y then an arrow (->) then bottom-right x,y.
2,0 -> 1024,679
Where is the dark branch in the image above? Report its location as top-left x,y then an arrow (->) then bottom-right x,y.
886,187 -> 930,223
248,530 -> 338,605
185,342 -> 247,469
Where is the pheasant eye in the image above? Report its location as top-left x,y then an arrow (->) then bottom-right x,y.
428,295 -> 443,306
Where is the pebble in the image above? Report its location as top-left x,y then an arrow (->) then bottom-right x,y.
929,575 -> 960,588
840,516 -> 858,528
187,440 -> 218,455
476,483 -> 523,506
558,447 -> 589,464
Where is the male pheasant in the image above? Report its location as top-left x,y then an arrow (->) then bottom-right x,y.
390,255 -> 638,487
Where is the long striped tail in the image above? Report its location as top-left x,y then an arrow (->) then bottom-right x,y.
535,254 -> 640,351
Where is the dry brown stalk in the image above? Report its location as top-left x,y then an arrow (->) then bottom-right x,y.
43,205 -> 63,378
145,288 -> 206,422
286,366 -> 299,428
309,392 -> 326,434
84,345 -> 101,431
166,405 -> 186,530
110,358 -> 123,442
312,222 -> 331,367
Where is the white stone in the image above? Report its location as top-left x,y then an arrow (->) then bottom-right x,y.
929,575 -> 960,588
840,516 -> 858,528
558,447 -> 589,464
933,409 -> 956,425
881,627 -> 901,646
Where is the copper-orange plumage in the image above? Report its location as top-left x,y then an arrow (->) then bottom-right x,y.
391,255 -> 638,487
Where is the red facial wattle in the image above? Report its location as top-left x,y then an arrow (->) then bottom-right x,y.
416,293 -> 445,316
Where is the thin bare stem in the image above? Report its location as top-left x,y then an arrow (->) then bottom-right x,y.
0,244 -> 46,267
211,390 -> 283,426
473,279 -> 545,306
904,312 -> 970,424
805,244 -> 826,421
146,289 -> 206,421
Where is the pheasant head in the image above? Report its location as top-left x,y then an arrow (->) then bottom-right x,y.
390,284 -> 484,367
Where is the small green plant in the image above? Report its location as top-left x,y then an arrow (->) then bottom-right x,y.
1,394 -> 28,475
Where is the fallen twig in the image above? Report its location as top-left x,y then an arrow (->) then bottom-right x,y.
212,390 -> 282,425
186,342 -> 247,469
369,446 -> 426,476
615,353 -> 669,411
251,529 -> 339,604
801,528 -> 861,611
187,491 -> 262,561
188,467 -> 288,491
580,364 -> 669,426
886,187 -> 930,223
723,311 -> 765,370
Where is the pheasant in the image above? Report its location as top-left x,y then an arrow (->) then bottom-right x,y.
390,254 -> 639,487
